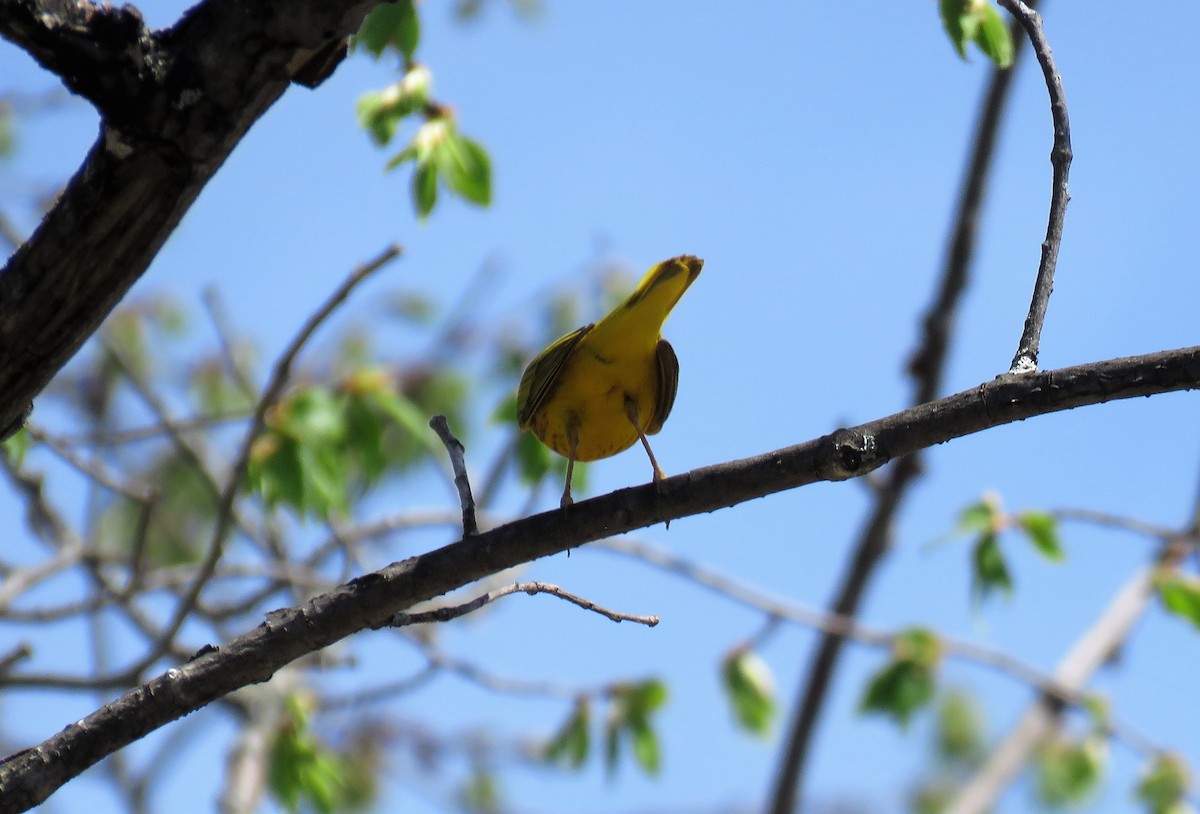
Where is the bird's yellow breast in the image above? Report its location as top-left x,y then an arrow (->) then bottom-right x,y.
529,337 -> 658,462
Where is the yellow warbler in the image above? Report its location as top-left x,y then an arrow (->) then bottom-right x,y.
517,255 -> 702,507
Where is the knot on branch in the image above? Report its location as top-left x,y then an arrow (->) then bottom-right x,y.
815,428 -> 888,482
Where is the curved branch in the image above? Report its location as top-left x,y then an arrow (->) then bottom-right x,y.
0,0 -> 377,441
1003,0 -> 1073,372
1,346 -> 1199,809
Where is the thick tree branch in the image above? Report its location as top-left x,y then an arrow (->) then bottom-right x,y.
0,0 -> 379,441
1,346 -> 1199,810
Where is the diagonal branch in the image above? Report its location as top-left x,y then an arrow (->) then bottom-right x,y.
1,345 -> 1199,810
0,0 -> 381,442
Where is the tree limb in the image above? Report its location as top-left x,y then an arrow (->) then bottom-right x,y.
0,0 -> 380,441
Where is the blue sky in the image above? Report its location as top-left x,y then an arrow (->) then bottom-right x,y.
2,2 -> 1199,812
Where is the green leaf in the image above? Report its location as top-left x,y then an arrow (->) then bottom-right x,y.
974,1 -> 1014,67
861,629 -> 941,728
628,716 -> 661,775
604,681 -> 668,778
1137,754 -> 1193,813
722,649 -> 777,737
972,530 -> 1013,601
433,132 -> 492,207
459,769 -> 501,813
939,0 -> 972,60
412,159 -> 438,219
956,496 -> 1000,534
275,387 -> 347,445
1156,572 -> 1200,632
543,701 -> 590,770
861,660 -> 936,728
355,0 -> 420,60
1036,736 -> 1107,808
935,690 -> 984,763
1019,510 -> 1064,561
2,427 -> 30,467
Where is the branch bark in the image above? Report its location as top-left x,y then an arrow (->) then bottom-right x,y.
2,345 -> 1199,810
0,0 -> 377,441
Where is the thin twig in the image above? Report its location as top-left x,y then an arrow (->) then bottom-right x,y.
0,644 -> 33,675
387,580 -> 659,628
26,426 -> 153,503
596,538 -> 1165,760
201,288 -> 259,400
429,415 -> 478,536
50,411 -> 252,447
1002,0 -> 1073,373
1052,507 -> 1178,541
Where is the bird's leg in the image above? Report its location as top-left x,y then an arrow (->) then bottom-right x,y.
560,428 -> 579,508
625,396 -> 666,486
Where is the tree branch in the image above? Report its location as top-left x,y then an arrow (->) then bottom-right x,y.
0,347 -> 1196,807
1002,0 -> 1073,373
0,0 -> 381,442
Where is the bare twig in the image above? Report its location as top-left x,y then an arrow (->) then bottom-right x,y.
429,415 -> 478,536
1001,0 -> 1073,373
201,288 -> 259,400
388,580 -> 659,628
26,426 -> 152,503
50,412 -> 252,447
0,644 -> 32,675
1052,507 -> 1179,541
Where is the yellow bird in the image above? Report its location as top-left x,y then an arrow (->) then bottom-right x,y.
517,254 -> 702,507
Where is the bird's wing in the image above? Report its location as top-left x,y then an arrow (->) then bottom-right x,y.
516,324 -> 594,430
647,338 -> 679,435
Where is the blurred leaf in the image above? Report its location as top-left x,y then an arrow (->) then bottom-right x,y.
269,696 -> 356,814
974,2 -> 1014,68
956,495 -> 1000,534
1137,754 -> 1194,814
939,0 -> 972,59
355,0 -> 420,60
0,102 -> 14,157
516,431 -> 552,484
1019,510 -> 1064,561
412,159 -> 438,218
189,358 -> 256,414
604,680 -> 668,778
433,132 -> 492,207
861,629 -> 941,728
935,690 -> 984,763
1036,736 -> 1107,808
971,530 -> 1013,602
939,0 -> 1013,67
1156,572 -> 1200,632
721,648 -> 777,737
628,715 -> 661,775
273,387 -> 346,445
2,427 -> 29,467
459,768 -> 501,814
388,291 -> 438,324
543,700 -> 590,770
